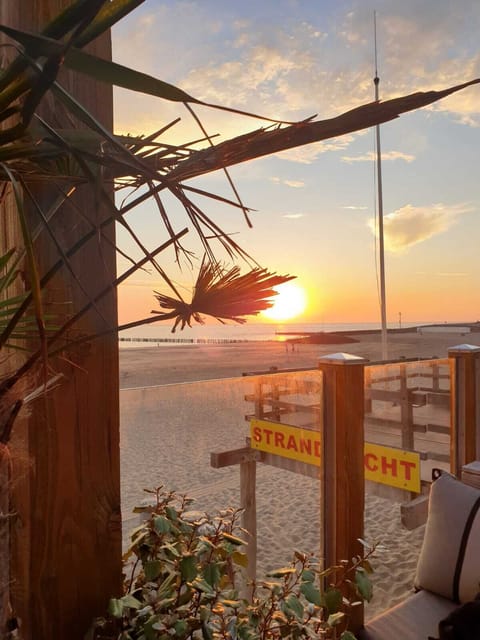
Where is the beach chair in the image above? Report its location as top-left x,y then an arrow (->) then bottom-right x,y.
360,463 -> 480,639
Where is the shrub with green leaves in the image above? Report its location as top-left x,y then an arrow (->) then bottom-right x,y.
92,488 -> 375,640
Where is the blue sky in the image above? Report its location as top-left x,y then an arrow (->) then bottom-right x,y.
112,0 -> 480,325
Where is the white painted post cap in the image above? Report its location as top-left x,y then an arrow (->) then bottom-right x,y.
448,344 -> 480,355
318,352 -> 367,365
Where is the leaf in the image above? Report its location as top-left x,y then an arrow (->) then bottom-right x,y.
121,594 -> 142,610
161,542 -> 181,558
174,619 -> 189,637
108,594 -> 141,617
327,612 -> 345,627
201,621 -> 213,640
192,578 -> 215,595
323,588 -> 343,615
266,567 -> 296,578
232,551 -> 248,568
340,632 -> 358,640
157,572 -> 176,598
144,560 -> 162,581
154,261 -> 295,332
221,599 -> 241,608
153,515 -> 171,534
300,582 -> 322,606
360,559 -> 374,574
203,563 -> 221,588
221,532 -> 245,547
180,554 -> 197,582
355,569 -> 373,602
108,598 -> 124,619
0,25 -> 199,103
285,594 -> 304,619
165,506 -> 179,521
300,569 -> 315,583
74,0 -> 147,48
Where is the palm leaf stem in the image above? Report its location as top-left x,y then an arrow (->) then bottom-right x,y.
168,79 -> 480,182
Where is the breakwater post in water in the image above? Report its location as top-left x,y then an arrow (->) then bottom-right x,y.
119,337 -> 250,345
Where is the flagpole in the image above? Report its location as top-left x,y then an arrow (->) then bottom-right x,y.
374,11 -> 388,360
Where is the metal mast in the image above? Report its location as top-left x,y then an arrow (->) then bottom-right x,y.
374,11 -> 388,360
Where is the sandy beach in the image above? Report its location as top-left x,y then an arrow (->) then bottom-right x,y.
119,329 -> 477,620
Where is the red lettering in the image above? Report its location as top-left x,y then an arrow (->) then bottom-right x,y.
364,453 -> 378,472
286,435 -> 298,451
253,426 -> 261,442
299,438 -> 312,455
399,460 -> 416,481
381,457 -> 398,477
264,429 -> 273,445
274,432 -> 286,449
314,440 -> 321,458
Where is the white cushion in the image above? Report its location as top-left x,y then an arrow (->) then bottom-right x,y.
415,472 -> 480,603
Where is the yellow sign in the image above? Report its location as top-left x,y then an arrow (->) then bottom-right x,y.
250,418 -> 321,466
364,442 -> 421,493
250,419 -> 421,493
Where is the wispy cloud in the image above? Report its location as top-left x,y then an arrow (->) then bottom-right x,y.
415,271 -> 469,277
270,177 -> 305,187
343,205 -> 368,210
341,150 -> 415,164
276,136 -> 355,164
284,180 -> 305,188
282,213 -> 306,219
368,202 -> 473,252
113,2 -> 480,147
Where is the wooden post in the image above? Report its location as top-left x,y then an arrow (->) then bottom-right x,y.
1,4 -> 122,639
318,353 -> 366,634
240,459 -> 257,591
399,364 -> 414,451
211,447 -> 260,592
449,344 -> 480,477
364,366 -> 372,414
432,362 -> 440,392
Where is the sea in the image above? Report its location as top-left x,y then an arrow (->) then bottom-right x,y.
118,320 -> 428,348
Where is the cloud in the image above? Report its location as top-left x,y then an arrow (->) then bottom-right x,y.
343,205 -> 368,210
113,2 -> 480,150
284,180 -> 305,188
282,213 -> 306,219
415,271 -> 469,277
276,135 -> 355,164
270,177 -> 305,187
367,202 -> 473,252
341,150 -> 415,163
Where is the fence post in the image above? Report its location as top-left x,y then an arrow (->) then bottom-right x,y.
240,460 -> 257,593
399,364 -> 414,451
449,344 -> 480,477
318,353 -> 366,634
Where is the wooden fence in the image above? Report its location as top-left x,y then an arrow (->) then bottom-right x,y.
211,347 -> 480,634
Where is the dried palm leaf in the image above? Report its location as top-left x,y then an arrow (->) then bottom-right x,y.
152,261 -> 295,333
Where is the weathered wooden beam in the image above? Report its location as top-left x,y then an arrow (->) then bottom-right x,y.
240,460 -> 257,589
210,447 -> 262,468
449,345 -> 480,476
319,353 -> 366,634
2,4 -> 122,639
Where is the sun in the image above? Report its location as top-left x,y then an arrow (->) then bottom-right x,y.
262,282 -> 307,322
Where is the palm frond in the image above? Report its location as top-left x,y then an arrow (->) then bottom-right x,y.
153,261 -> 295,333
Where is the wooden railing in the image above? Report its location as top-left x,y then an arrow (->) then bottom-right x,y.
211,345 -> 480,633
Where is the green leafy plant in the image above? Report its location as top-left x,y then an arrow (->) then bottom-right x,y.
92,488 -> 375,640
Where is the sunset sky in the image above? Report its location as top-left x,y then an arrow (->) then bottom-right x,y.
112,0 -> 480,327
